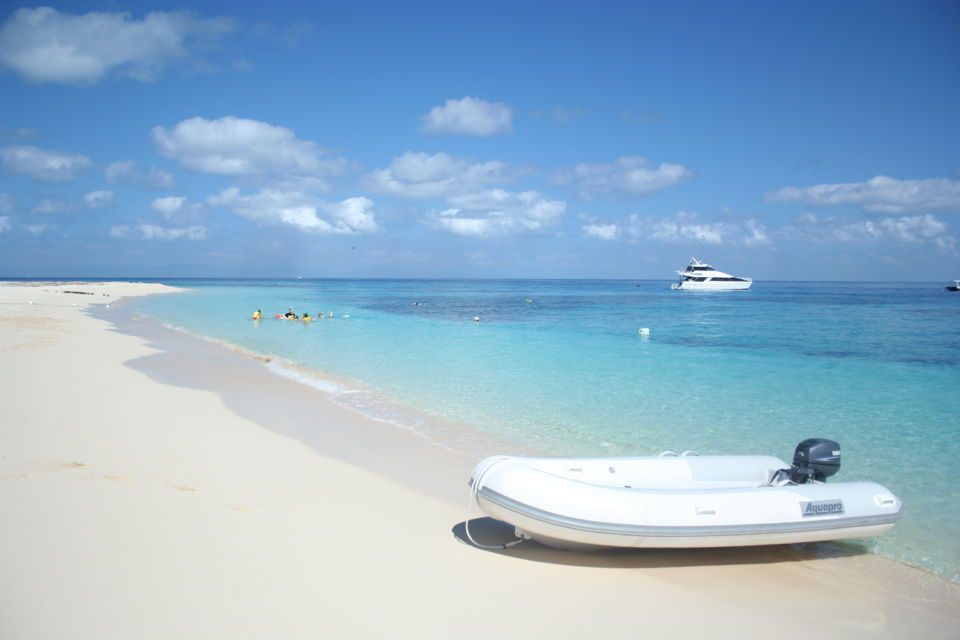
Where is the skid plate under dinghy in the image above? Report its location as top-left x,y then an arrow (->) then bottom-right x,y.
469,454 -> 901,549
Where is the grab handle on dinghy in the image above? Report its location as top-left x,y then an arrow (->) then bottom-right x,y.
659,451 -> 679,457
465,457 -> 527,551
680,451 -> 701,457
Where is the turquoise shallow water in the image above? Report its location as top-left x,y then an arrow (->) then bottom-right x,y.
133,279 -> 960,582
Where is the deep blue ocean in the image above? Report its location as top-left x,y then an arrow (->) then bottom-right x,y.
131,279 -> 960,582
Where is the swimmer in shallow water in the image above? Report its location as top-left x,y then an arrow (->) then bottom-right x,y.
302,312 -> 311,322
252,309 -> 262,320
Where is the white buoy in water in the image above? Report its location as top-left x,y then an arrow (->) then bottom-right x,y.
638,327 -> 651,337
474,316 -> 480,322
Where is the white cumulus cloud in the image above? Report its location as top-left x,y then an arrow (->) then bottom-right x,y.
1,145 -> 91,181
742,219 -> 770,246
105,160 -> 135,182
0,7 -> 235,85
84,190 -> 113,208
429,189 -> 566,237
149,194 -> 203,223
207,188 -> 378,234
581,223 -> 620,240
24,223 -> 53,236
420,96 -> 513,137
150,195 -> 186,219
555,156 -> 693,198
105,160 -> 175,189
629,212 -> 728,245
580,211 -> 768,247
32,199 -> 72,214
880,214 -> 948,244
364,151 -> 510,198
767,176 -> 960,214
152,116 -> 347,185
0,216 -> 10,233
110,224 -> 206,240
777,212 -> 955,251
329,197 -> 379,234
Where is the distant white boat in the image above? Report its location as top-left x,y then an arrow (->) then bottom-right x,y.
468,439 -> 901,550
946,280 -> 960,292
671,257 -> 752,291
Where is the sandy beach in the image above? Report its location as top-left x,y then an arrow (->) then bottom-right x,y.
1,281 -> 958,639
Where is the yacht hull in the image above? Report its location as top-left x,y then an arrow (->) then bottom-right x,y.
672,280 -> 752,291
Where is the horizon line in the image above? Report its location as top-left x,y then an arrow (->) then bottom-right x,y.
0,276 -> 953,285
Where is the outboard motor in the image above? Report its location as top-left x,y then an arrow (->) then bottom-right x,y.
772,438 -> 841,485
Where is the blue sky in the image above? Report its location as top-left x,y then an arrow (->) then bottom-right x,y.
1,1 -> 958,280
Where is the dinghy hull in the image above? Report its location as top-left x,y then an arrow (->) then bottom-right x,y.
470,455 -> 901,549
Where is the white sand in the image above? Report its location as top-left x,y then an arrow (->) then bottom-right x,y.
1,281 -> 958,639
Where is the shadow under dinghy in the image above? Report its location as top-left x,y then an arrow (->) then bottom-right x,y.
468,439 -> 901,549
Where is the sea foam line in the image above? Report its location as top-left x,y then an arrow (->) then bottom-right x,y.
153,318 -> 478,453
139,312 -> 959,584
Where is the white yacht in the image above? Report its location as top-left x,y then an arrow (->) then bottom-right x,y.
671,257 -> 752,291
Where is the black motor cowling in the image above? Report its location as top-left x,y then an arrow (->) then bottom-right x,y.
774,438 -> 841,484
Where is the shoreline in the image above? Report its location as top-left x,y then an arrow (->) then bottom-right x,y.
111,288 -> 960,586
2,281 -> 960,638
99,297 -> 483,507
113,304 -> 526,466
122,288 -> 959,585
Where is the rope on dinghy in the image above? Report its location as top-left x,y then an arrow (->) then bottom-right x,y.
464,456 -> 527,550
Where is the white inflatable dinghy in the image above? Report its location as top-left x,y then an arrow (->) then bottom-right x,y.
468,439 -> 901,549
